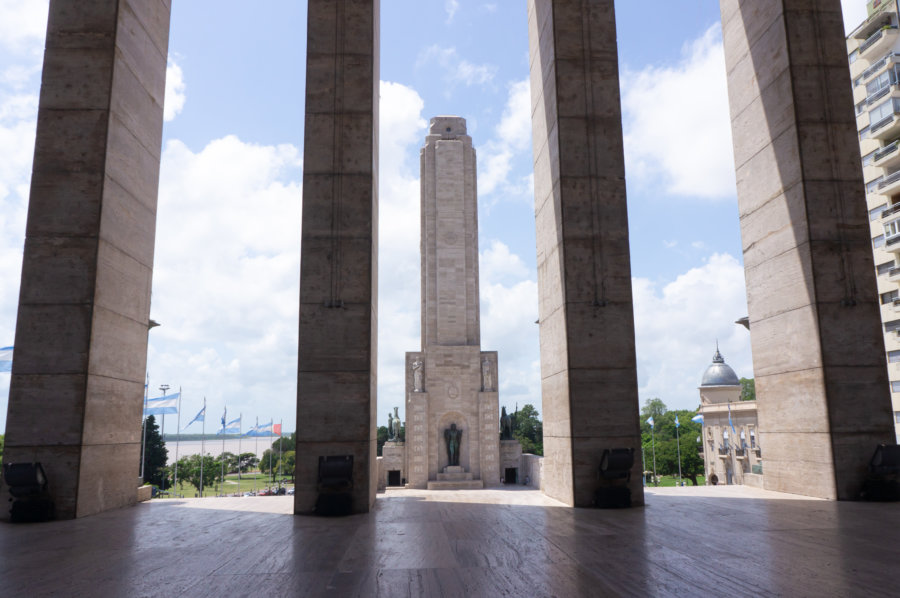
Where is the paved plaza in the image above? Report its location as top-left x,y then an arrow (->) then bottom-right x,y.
1,486 -> 898,597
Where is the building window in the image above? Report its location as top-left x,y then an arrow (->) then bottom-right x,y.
882,290 -> 899,304
722,429 -> 730,449
871,204 -> 887,220
892,381 -> 900,393
878,260 -> 895,275
850,48 -> 859,64
750,429 -> 756,449
874,234 -> 886,248
889,350 -> 900,363
870,98 -> 897,125
885,219 -> 900,239
895,411 -> 900,423
861,125 -> 871,141
863,150 -> 877,167
868,176 -> 884,194
884,319 -> 900,333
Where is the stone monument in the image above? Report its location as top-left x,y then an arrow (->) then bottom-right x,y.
404,116 -> 502,490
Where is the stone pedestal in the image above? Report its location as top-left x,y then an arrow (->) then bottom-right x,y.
381,441 -> 406,488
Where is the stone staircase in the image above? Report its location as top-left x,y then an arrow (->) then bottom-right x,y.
426,466 -> 484,490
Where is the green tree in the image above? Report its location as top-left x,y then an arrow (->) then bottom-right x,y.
140,415 -> 168,487
238,452 -> 258,474
377,425 -> 389,456
220,451 -> 239,474
174,454 -> 220,496
0,433 -> 4,466
281,450 -> 296,482
270,432 -> 295,454
740,378 -> 755,401
513,404 -> 543,456
641,397 -> 667,421
640,406 -> 704,485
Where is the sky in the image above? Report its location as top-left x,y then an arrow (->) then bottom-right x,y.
0,1 -> 871,435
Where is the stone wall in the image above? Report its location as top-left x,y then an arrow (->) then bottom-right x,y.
520,454 -> 543,489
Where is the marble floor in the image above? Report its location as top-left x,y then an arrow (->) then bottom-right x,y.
1,485 -> 898,597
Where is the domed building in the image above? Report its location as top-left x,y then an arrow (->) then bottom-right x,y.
697,346 -> 762,486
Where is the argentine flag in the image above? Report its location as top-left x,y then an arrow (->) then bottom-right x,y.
183,404 -> 206,430
245,420 -> 274,437
144,393 -> 179,416
218,415 -> 242,435
646,416 -> 654,429
0,346 -> 12,372
674,415 -> 680,428
691,414 -> 704,424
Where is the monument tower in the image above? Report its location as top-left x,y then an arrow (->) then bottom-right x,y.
404,116 -> 501,489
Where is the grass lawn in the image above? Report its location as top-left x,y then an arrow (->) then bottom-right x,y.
157,472 -> 294,498
646,474 -> 705,487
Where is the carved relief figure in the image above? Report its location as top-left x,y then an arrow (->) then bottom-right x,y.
481,357 -> 492,391
412,358 -> 423,392
444,423 -> 462,466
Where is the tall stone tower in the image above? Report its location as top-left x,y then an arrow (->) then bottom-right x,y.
405,116 -> 500,489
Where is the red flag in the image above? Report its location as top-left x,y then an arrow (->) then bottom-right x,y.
274,423 -> 282,436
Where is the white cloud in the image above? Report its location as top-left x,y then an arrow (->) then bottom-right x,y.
479,241 -> 540,410
478,78 -> 532,200
416,45 -> 498,89
445,0 -> 460,23
147,135 -> 303,419
376,81 -> 428,411
633,253 -> 751,411
841,0 -> 869,34
0,0 -> 48,55
622,24 -> 736,200
164,60 -> 186,122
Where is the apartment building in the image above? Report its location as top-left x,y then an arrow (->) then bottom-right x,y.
848,0 -> 900,440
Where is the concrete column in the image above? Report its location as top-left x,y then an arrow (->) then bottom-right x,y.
528,0 -> 643,507
2,0 -> 170,519
720,0 -> 894,499
295,0 -> 379,514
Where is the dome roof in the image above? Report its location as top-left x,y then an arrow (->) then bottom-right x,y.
700,347 -> 740,387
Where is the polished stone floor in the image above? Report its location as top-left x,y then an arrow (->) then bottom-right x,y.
1,485 -> 898,597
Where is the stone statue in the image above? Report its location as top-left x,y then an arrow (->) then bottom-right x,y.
500,406 -> 513,440
412,358 -> 423,392
392,406 -> 401,440
444,423 -> 462,467
481,357 -> 492,391
387,411 -> 394,439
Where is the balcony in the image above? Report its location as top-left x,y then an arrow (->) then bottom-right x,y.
886,233 -> 900,253
867,84 -> 893,106
871,111 -> 900,140
717,448 -> 729,457
861,27 -> 899,58
893,298 -> 900,312
888,265 -> 900,281
862,54 -> 893,82
878,169 -> 900,194
875,140 -> 900,168
881,202 -> 900,220
735,448 -> 746,459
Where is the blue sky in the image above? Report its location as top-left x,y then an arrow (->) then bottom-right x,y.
0,1 -> 870,434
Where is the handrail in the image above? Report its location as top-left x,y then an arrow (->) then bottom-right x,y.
861,28 -> 886,54
875,140 -> 900,162
872,113 -> 897,134
882,203 -> 900,219
867,85 -> 892,105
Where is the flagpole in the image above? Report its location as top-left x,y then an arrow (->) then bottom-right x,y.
200,397 -> 206,498
278,419 -> 283,491
254,416 -> 259,495
140,373 -> 149,482
651,425 -> 657,487
729,401 -> 738,485
676,420 -> 683,486
238,413 -> 242,484
268,419 -> 274,486
221,406 -> 226,497
159,383 -> 170,495
174,387 -> 181,496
